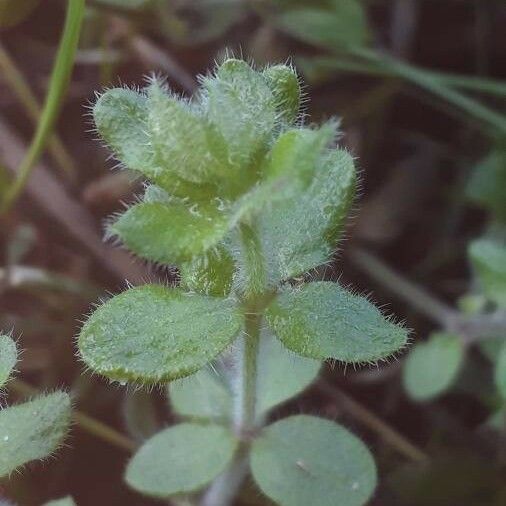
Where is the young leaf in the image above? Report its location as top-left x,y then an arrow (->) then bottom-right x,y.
263,64 -> 301,126
469,239 -> 506,308
125,423 -> 237,498
402,332 -> 464,402
204,59 -> 277,169
109,200 -> 229,264
494,343 -> 506,399
0,392 -> 71,477
180,246 -> 235,297
256,330 -> 321,417
169,366 -> 232,421
94,88 -> 212,202
93,88 -> 151,173
229,123 -> 340,228
265,281 -> 407,363
146,82 -> 225,186
250,415 -> 377,506
260,147 -> 356,283
78,285 -> 242,384
0,334 -> 17,388
275,0 -> 369,50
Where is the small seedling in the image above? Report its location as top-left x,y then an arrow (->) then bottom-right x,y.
78,58 -> 408,505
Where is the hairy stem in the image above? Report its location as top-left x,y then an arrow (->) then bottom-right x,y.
202,223 -> 266,506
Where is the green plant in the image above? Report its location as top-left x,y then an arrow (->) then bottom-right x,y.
78,58 -> 408,505
0,334 -> 71,477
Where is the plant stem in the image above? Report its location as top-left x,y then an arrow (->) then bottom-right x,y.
1,0 -> 85,214
202,223 -> 266,506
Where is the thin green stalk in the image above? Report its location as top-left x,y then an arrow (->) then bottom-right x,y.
0,42 -> 76,178
1,0 -> 85,213
307,55 -> 506,98
349,47 -> 506,135
203,223 -> 266,505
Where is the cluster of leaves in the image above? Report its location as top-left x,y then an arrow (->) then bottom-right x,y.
402,146 -> 506,405
0,334 -> 71,482
77,58 -> 408,505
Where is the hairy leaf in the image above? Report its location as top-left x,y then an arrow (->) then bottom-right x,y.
125,423 -> 237,497
266,282 -> 407,363
204,59 -> 277,170
260,148 -> 356,283
146,82 -> 225,186
250,415 -> 377,506
0,334 -> 17,388
263,64 -> 301,126
180,246 -> 235,296
0,392 -> 71,477
94,88 -> 212,201
469,239 -> 506,308
403,332 -> 464,401
78,285 -> 242,384
110,200 -> 229,264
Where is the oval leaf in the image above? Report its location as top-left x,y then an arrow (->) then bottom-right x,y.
125,423 -> 237,497
266,282 -> 407,363
260,148 -> 355,283
250,415 -> 377,506
256,330 -> 321,417
110,200 -> 229,264
169,366 -> 232,421
78,285 -> 242,384
402,332 -> 464,402
0,392 -> 71,477
0,334 -> 17,388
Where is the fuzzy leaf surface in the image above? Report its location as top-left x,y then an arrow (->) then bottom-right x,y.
94,88 -> 213,201
260,148 -> 355,283
0,392 -> 71,477
402,332 -> 464,401
180,246 -> 235,296
263,64 -> 301,126
204,59 -> 277,170
125,423 -> 237,497
266,282 -> 408,363
110,200 -> 229,264
78,285 -> 241,384
469,239 -> 506,308
0,334 -> 17,388
250,415 -> 377,506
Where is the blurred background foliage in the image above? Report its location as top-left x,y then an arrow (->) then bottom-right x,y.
0,0 -> 505,504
